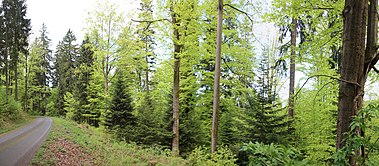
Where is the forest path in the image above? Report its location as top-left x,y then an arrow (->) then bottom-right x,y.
0,117 -> 52,166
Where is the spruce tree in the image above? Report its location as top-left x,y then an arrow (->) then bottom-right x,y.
75,36 -> 94,123
54,29 -> 78,116
105,69 -> 136,141
2,0 -> 31,101
245,53 -> 290,145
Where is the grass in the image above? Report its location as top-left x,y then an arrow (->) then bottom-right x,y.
31,117 -> 187,166
0,114 -> 35,135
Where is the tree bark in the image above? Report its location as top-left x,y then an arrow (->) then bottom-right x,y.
145,47 -> 150,93
211,0 -> 223,154
15,55 -> 18,101
336,0 -> 377,165
24,52 -> 28,112
171,5 -> 181,157
288,17 -> 296,118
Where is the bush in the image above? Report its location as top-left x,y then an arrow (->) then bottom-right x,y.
188,145 -> 237,166
239,142 -> 306,166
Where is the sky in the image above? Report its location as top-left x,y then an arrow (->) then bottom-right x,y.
26,0 -> 138,49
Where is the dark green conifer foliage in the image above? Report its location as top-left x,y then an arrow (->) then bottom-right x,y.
2,0 -> 31,101
75,36 -> 94,123
54,30 -> 78,116
28,25 -> 51,115
245,54 -> 291,145
105,69 -> 136,141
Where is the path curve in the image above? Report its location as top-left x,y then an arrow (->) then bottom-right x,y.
0,117 -> 52,166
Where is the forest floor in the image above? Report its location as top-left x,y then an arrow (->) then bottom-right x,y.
30,117 -> 187,166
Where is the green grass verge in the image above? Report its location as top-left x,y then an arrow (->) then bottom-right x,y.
31,117 -> 187,166
0,114 -> 35,135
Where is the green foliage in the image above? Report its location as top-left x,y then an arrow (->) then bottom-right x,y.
239,142 -> 306,166
333,103 -> 379,165
104,69 -> 136,142
188,146 -> 237,166
64,92 -> 80,121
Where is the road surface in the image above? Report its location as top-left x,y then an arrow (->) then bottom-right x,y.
0,117 -> 52,166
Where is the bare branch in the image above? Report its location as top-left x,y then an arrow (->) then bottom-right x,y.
131,18 -> 171,23
373,66 -> 379,73
132,19 -> 172,32
294,74 -> 361,98
223,4 -> 254,23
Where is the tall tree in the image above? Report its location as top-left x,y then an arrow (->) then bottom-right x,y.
86,1 -> 124,96
211,0 -> 223,154
54,30 -> 78,116
75,36 -> 94,123
171,2 -> 182,157
337,0 -> 378,164
288,17 -> 296,118
2,0 -> 31,101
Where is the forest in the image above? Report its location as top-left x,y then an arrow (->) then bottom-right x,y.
1,0 -> 379,165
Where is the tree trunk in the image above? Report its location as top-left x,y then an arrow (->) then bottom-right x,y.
5,48 -> 9,102
15,56 -> 18,101
24,52 -> 28,112
171,5 -> 181,157
288,17 -> 296,118
211,0 -> 223,154
337,1 -> 374,165
145,48 -> 150,93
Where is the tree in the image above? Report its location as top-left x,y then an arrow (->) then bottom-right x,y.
211,0 -> 223,154
54,30 -> 78,116
337,0 -> 378,164
27,25 -> 51,115
2,0 -> 31,101
288,17 -> 296,118
86,0 -> 124,96
75,36 -> 94,123
105,69 -> 136,141
170,2 -> 182,157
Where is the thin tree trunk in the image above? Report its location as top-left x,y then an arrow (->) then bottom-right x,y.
288,17 -> 296,118
15,56 -> 18,101
24,53 -> 28,112
145,46 -> 150,93
211,0 -> 223,154
5,48 -> 9,102
171,4 -> 181,157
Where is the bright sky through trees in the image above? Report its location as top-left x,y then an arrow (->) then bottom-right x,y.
26,0 -> 138,48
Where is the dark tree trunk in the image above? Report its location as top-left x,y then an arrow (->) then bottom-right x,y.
211,0 -> 223,154
15,56 -> 18,101
288,17 -> 296,118
336,0 -> 379,164
24,53 -> 28,112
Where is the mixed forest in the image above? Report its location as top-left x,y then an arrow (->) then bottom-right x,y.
1,0 -> 379,165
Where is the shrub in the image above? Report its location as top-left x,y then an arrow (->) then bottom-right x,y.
188,145 -> 237,166
239,142 -> 306,166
